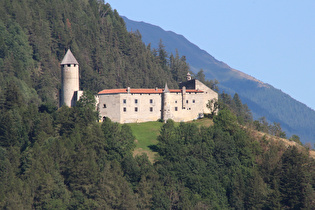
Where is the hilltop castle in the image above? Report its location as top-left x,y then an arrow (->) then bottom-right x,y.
60,49 -> 218,123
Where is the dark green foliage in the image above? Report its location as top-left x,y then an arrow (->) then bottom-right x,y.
253,117 -> 287,138
101,118 -> 136,161
170,49 -> 189,83
213,109 -> 238,134
219,92 -> 253,125
0,92 -> 143,208
0,0 -> 181,108
1,95 -> 314,209
155,113 -> 251,208
75,91 -> 99,125
153,110 -> 315,209
0,0 -> 314,208
279,147 -> 313,209
289,134 -> 302,145
194,69 -> 219,92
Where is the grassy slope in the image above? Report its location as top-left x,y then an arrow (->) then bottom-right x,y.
247,127 -> 315,159
128,118 -> 214,162
128,121 -> 162,162
129,119 -> 314,162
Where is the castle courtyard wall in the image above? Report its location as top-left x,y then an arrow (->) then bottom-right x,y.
98,94 -> 121,122
98,90 -> 213,123
166,92 -> 205,122
98,92 -> 163,123
119,93 -> 162,123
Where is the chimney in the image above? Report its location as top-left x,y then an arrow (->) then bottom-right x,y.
187,72 -> 192,81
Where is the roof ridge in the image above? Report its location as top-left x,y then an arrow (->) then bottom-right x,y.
98,88 -> 203,95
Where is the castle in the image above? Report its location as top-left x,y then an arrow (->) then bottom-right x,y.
60,49 -> 218,123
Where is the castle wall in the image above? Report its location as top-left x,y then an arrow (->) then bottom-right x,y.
99,93 -> 163,123
194,80 -> 218,114
167,92 -> 205,122
120,93 -> 162,123
98,94 -> 121,122
180,79 -> 218,114
98,90 -> 213,123
98,80 -> 218,123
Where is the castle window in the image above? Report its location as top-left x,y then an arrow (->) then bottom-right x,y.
123,99 -> 126,104
67,64 -> 71,67
150,107 -> 153,112
175,107 -> 178,111
135,107 -> 138,112
150,99 -> 153,104
193,100 -> 195,103
123,107 -> 127,112
74,64 -> 76,67
103,104 -> 107,108
135,99 -> 138,104
175,100 -> 177,103
186,100 -> 189,104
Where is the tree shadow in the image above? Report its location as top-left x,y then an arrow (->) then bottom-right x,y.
148,145 -> 159,152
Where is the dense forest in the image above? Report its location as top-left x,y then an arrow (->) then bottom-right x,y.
1,90 -> 314,209
0,0 -> 314,209
0,0 -> 188,105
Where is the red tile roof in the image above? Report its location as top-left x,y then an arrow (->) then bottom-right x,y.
98,88 -> 203,95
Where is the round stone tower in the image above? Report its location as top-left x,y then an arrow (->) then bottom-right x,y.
162,83 -> 171,122
60,49 -> 79,107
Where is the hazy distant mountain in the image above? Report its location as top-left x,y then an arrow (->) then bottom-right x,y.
123,16 -> 315,144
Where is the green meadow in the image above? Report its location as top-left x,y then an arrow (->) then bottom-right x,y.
128,118 -> 213,162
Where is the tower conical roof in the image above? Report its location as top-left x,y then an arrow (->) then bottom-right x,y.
164,83 -> 170,93
61,49 -> 79,65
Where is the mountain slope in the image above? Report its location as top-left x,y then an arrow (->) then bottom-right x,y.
123,16 -> 315,144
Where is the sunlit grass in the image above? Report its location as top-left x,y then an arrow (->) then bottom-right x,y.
128,118 -> 214,162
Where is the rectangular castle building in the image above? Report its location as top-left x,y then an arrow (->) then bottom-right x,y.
97,78 -> 218,123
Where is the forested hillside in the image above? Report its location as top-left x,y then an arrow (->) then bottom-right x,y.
0,0 -> 314,209
123,16 -> 315,145
0,0 -> 189,106
1,92 -> 314,208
